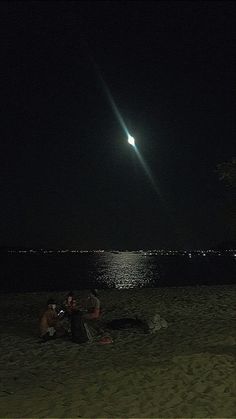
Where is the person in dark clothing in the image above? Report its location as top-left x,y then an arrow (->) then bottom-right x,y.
71,310 -> 92,343
62,291 -> 78,316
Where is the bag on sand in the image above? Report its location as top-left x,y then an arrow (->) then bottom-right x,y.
147,314 -> 168,333
71,311 -> 92,343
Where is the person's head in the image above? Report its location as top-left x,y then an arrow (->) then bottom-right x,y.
47,298 -> 56,310
67,291 -> 75,303
89,289 -> 98,298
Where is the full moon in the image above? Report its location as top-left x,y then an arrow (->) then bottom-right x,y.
128,134 -> 135,147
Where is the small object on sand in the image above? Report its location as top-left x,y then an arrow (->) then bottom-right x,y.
147,314 -> 168,333
99,336 -> 113,345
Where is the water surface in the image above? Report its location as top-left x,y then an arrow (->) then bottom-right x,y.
1,251 -> 235,293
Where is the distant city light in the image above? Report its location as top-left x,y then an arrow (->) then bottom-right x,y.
6,248 -> 236,257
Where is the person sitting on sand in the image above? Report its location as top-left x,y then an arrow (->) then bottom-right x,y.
39,298 -> 65,341
83,289 -> 101,320
82,289 -> 103,335
62,291 -> 78,316
59,291 -> 78,335
71,310 -> 93,344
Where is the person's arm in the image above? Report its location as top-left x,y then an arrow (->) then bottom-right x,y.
83,297 -> 100,319
83,307 -> 100,320
48,311 -> 58,327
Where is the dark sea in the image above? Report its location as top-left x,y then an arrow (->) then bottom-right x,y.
0,251 -> 235,293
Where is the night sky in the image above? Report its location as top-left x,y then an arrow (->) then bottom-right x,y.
0,1 -> 235,250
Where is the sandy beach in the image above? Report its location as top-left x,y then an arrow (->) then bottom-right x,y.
0,285 -> 235,418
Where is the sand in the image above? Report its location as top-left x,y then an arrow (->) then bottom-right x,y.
0,285 -> 235,418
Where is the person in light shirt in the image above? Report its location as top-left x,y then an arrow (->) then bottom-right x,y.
39,298 -> 65,341
83,289 -> 101,320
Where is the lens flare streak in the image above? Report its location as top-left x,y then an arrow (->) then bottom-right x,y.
87,49 -> 160,197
